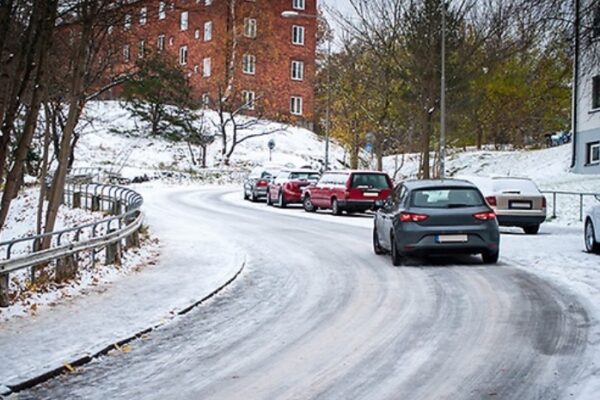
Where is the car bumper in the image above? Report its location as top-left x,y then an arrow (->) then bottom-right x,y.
338,199 -> 382,211
496,214 -> 546,227
396,224 -> 500,255
254,187 -> 268,197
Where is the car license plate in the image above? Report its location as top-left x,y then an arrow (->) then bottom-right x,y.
510,201 -> 532,209
436,234 -> 468,243
363,192 -> 378,197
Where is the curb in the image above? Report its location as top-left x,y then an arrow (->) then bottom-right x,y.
1,260 -> 246,397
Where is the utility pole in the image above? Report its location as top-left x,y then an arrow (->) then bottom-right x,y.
440,0 -> 447,179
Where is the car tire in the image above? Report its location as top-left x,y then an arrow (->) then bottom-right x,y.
482,250 -> 499,264
250,190 -> 257,202
390,234 -> 403,266
243,190 -> 249,200
332,198 -> 342,216
303,196 -> 316,212
585,219 -> 600,254
266,191 -> 272,206
523,224 -> 540,235
373,227 -> 385,255
278,191 -> 287,208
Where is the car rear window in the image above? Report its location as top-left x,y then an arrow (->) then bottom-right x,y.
350,174 -> 390,189
411,188 -> 485,208
290,172 -> 320,181
492,178 -> 540,195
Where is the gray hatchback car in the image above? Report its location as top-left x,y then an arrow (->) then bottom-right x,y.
373,179 -> 500,265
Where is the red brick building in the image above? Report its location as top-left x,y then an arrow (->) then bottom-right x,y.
110,0 -> 318,127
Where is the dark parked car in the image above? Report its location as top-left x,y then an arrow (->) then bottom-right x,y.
373,179 -> 500,266
266,169 -> 320,207
302,170 -> 393,215
243,166 -> 282,202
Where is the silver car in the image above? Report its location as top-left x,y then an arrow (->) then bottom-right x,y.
585,195 -> 600,254
373,180 -> 500,266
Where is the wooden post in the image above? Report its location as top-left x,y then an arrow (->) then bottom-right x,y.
126,230 -> 140,249
106,232 -> 122,266
72,192 -> 82,209
55,255 -> 78,282
111,200 -> 122,216
0,274 -> 9,307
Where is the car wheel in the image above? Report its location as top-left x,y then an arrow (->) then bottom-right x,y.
266,191 -> 272,206
303,196 -> 316,212
482,250 -> 499,264
332,198 -> 342,216
523,224 -> 540,235
278,191 -> 287,208
390,234 -> 403,266
243,190 -> 249,200
373,227 -> 385,255
585,219 -> 600,254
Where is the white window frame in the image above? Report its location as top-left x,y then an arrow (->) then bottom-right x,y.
242,91 -> 256,110
180,11 -> 189,31
157,34 -> 165,51
140,7 -> 147,25
291,60 -> 304,81
293,0 -> 305,10
139,40 -> 145,58
159,1 -> 166,20
244,18 -> 257,38
589,142 -> 600,165
205,0 -> 213,5
292,25 -> 305,45
290,96 -> 303,115
123,44 -> 130,63
124,14 -> 132,31
179,45 -> 188,65
203,57 -> 212,77
204,21 -> 213,41
243,54 -> 256,75
195,29 -> 201,39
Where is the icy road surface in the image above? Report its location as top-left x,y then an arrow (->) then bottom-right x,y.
20,187 -> 599,399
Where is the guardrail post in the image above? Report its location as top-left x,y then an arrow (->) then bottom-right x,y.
0,274 -> 9,307
111,200 -> 122,216
106,231 -> 122,266
126,229 -> 140,249
73,192 -> 82,209
91,195 -> 100,212
552,192 -> 557,219
56,255 -> 78,282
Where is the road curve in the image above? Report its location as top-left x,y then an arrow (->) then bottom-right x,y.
21,187 -> 590,400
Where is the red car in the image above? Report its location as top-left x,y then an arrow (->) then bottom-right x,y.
266,169 -> 321,208
302,170 -> 393,215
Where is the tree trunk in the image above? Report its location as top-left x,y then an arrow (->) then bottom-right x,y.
420,111 -> 432,180
37,104 -> 52,235
201,144 -> 207,168
187,141 -> 197,165
0,0 -> 57,230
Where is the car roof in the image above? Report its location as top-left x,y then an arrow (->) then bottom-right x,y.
402,179 -> 478,190
281,169 -> 320,174
323,170 -> 389,175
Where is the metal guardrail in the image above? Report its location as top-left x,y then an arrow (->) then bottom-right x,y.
542,190 -> 600,222
0,182 -> 144,307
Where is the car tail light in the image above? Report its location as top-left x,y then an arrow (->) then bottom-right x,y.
485,196 -> 497,206
542,196 -> 547,208
257,180 -> 268,187
399,212 -> 429,223
473,211 -> 496,221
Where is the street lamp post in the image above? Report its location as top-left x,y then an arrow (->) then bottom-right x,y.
440,0 -> 447,179
281,10 -> 332,171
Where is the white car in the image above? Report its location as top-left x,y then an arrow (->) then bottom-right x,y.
584,195 -> 600,254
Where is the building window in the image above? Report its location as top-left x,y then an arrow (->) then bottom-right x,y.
124,14 -> 132,31
181,11 -> 189,31
140,7 -> 147,25
205,0 -> 213,5
293,0 -> 305,10
593,75 -> 600,110
587,142 -> 600,165
123,44 -> 130,63
179,45 -> 188,65
194,65 -> 199,74
195,29 -> 201,39
290,96 -> 303,115
202,93 -> 210,108
243,54 -> 256,75
139,40 -> 145,58
244,18 -> 257,38
243,91 -> 256,110
291,60 -> 304,80
292,25 -> 305,45
203,57 -> 211,77
157,34 -> 165,51
204,21 -> 213,41
159,1 -> 166,20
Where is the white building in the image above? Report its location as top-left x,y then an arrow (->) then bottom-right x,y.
572,0 -> 600,173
